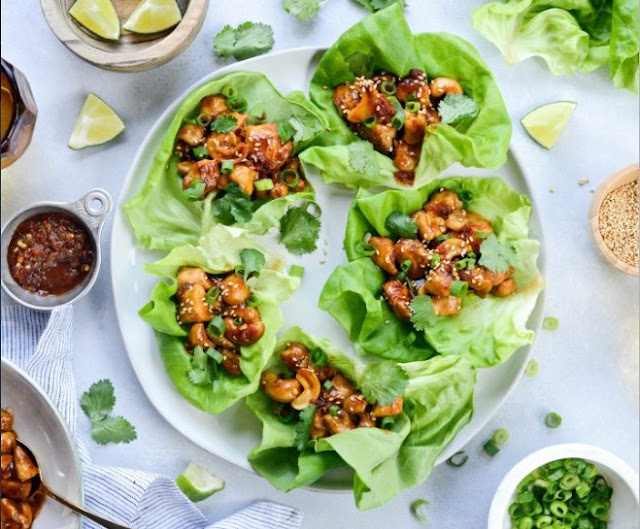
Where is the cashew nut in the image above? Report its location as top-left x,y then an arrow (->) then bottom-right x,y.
280,342 -> 310,371
260,371 -> 302,403
291,369 -> 321,410
429,77 -> 463,98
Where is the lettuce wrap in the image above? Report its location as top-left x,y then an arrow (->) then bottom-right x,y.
472,0 -> 639,93
246,326 -> 476,510
299,4 -> 512,189
124,72 -> 326,250
139,226 -> 300,413
319,177 -> 543,367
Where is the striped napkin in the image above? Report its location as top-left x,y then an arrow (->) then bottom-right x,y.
1,304 -> 302,529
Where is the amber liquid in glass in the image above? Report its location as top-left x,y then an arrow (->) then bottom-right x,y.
1,68 -> 16,141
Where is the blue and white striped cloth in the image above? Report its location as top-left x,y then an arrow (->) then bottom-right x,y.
1,304 -> 303,529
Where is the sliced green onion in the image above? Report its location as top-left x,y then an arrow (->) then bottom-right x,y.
192,145 -> 210,159
518,517 -> 534,529
474,230 -> 488,239
492,428 -> 510,445
525,359 -> 540,377
227,97 -> 247,112
302,200 -> 322,219
550,501 -> 568,517
406,101 -> 421,113
207,316 -> 226,338
356,241 -> 377,257
310,347 -> 328,367
467,251 -> 477,259
388,96 -> 405,129
434,234 -> 451,244
363,115 -> 378,128
410,499 -> 429,525
221,85 -> 238,99
323,380 -> 333,391
254,178 -> 274,191
458,189 -> 473,203
545,412 -> 562,429
281,168 -> 300,189
407,92 -> 417,102
274,403 -> 296,424
233,316 -> 244,326
380,80 -> 397,95
446,451 -> 468,467
400,259 -> 412,272
560,473 -> 580,490
380,416 -> 395,429
205,286 -> 220,304
195,114 -> 210,125
450,280 -> 468,297
289,264 -> 304,278
221,160 -> 234,175
183,179 -> 205,200
589,501 -> 608,520
483,439 -> 500,457
517,491 -> 534,504
543,317 -> 559,331
535,515 -> 552,527
329,405 -> 339,417
206,348 -> 224,364
246,293 -> 262,307
430,254 -> 441,267
575,483 -> 591,499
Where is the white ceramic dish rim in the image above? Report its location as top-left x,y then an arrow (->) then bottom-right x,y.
110,45 -> 547,492
1,357 -> 84,528
488,443 -> 640,529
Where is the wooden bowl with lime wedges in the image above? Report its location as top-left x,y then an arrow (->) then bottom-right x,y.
41,0 -> 208,72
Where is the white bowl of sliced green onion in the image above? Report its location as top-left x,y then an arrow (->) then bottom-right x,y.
489,444 -> 639,529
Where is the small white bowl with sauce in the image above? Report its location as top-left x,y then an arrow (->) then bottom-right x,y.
488,444 -> 639,529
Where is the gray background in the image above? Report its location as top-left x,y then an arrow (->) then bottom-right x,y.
1,1 -> 638,527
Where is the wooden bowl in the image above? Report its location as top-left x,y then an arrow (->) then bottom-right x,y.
589,163 -> 639,276
41,0 -> 208,72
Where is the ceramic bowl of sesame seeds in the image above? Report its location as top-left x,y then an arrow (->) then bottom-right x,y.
589,163 -> 639,276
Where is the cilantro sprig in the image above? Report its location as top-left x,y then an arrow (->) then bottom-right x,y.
278,202 -> 322,255
385,211 -> 418,239
210,115 -> 238,133
237,248 -> 266,280
409,295 -> 438,331
478,233 -> 517,273
213,22 -> 274,61
284,0 -> 321,21
348,142 -> 380,179
213,183 -> 254,225
80,380 -> 137,445
360,361 -> 408,406
187,347 -> 224,387
438,94 -> 479,125
294,404 -> 316,452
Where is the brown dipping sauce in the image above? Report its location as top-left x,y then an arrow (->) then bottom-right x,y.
1,68 -> 15,142
7,212 -> 95,296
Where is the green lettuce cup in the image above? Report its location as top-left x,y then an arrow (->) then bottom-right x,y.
124,72 -> 326,250
319,177 -> 544,367
300,4 -> 512,189
139,225 -> 300,414
246,326 -> 476,510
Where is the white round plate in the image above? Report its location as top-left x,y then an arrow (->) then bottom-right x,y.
111,47 -> 546,491
1,358 -> 83,529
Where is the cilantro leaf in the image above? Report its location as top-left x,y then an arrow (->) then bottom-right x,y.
410,295 -> 438,331
90,416 -> 137,446
277,121 -> 296,143
385,211 -> 418,239
238,248 -> 266,279
361,361 -> 408,406
210,115 -> 238,133
187,347 -> 215,387
213,183 -> 253,225
213,22 -> 274,61
80,379 -> 115,423
348,142 -> 380,179
478,233 -> 516,273
182,179 -> 205,200
294,404 -> 316,452
278,203 -> 321,255
284,0 -> 321,21
352,0 -> 405,12
438,94 -> 479,125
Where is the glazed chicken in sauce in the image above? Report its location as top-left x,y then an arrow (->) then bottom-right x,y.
333,69 -> 466,185
176,266 -> 265,376
370,189 -> 516,320
1,409 -> 42,529
260,343 -> 403,439
174,91 -> 307,201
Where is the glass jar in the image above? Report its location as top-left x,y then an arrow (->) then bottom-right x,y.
1,58 -> 37,169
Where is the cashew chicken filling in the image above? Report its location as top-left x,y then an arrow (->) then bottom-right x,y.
260,342 -> 404,439
370,189 -> 517,320
333,69 -> 464,185
1,409 -> 43,529
174,90 -> 308,201
175,266 -> 265,376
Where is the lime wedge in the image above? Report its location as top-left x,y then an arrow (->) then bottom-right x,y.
69,0 -> 121,41
68,94 -> 125,150
176,462 -> 224,502
123,0 -> 182,34
520,101 -> 577,149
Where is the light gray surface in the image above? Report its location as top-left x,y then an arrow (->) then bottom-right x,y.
1,1 -> 638,528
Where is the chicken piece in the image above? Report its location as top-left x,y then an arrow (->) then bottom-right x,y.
323,411 -> 356,435
220,349 -> 242,376
369,236 -> 398,275
12,446 -> 38,482
395,238 -> 430,280
313,365 -> 338,383
459,266 -> 514,297
404,111 -> 427,145
220,274 -> 250,306
177,161 -> 195,176
245,124 -> 293,172
393,140 -> 421,171
177,124 -> 206,147
343,394 -> 368,415
177,267 -> 213,289
229,164 -> 259,196
371,396 -> 404,418
346,88 -> 377,123
426,107 -> 442,126
371,73 -> 397,90
383,279 -> 412,320
182,160 -> 220,197
310,409 -> 328,439
333,83 -> 362,116
491,278 -> 516,297
412,210 -> 446,243
281,342 -> 310,371
395,69 -> 431,107
422,264 -> 455,297
432,295 -> 462,316
1,431 -> 16,455
457,211 -> 493,252
1,410 -> 13,432
436,238 -> 472,261
224,307 -> 265,346
329,374 -> 356,401
360,123 -> 397,154
373,95 -> 396,125
206,132 -> 244,161
176,283 -> 212,324
424,190 -> 463,218
1,480 -> 31,501
1,498 -> 32,529
358,413 -> 377,428
199,95 -> 229,121
188,323 -> 215,350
